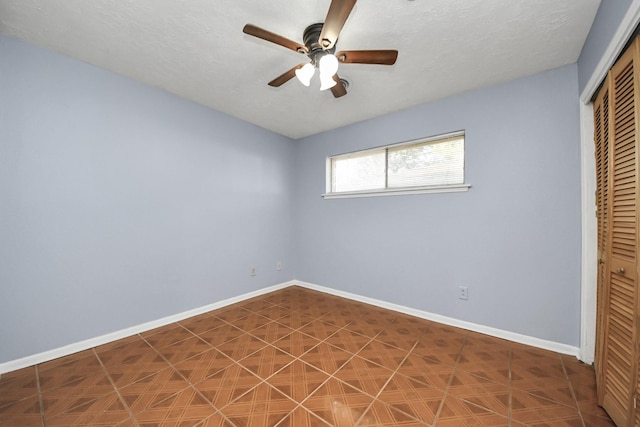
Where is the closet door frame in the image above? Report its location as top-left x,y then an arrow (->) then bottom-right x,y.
579,0 -> 640,365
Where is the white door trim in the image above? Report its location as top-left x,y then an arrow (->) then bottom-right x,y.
579,0 -> 640,363
580,101 -> 597,364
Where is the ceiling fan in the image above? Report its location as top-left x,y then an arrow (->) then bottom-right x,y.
242,0 -> 398,98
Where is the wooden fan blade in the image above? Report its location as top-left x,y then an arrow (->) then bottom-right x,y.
330,74 -> 347,98
268,64 -> 306,87
336,50 -> 398,65
243,24 -> 308,54
319,0 -> 357,50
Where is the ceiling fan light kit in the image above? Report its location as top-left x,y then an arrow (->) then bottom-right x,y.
242,0 -> 398,98
293,24 -> 340,90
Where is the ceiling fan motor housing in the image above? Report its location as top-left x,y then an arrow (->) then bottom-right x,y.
302,23 -> 336,65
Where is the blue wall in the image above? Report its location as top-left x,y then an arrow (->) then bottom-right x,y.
293,65 -> 582,345
0,35 -> 296,363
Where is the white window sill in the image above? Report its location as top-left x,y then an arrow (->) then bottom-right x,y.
322,183 -> 471,199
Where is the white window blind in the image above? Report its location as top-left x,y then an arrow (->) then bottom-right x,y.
331,150 -> 386,192
387,135 -> 464,188
326,132 -> 467,198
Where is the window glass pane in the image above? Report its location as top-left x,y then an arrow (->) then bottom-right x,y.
387,136 -> 464,188
332,150 -> 386,192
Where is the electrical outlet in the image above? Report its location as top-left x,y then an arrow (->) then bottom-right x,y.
458,286 -> 468,300
276,261 -> 282,271
250,267 -> 257,277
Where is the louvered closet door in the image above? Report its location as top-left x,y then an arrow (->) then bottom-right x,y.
596,37 -> 640,427
593,75 -> 610,393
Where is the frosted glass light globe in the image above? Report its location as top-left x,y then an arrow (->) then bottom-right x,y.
295,63 -> 315,87
318,54 -> 339,76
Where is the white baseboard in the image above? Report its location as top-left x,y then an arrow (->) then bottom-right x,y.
0,281 -> 295,375
294,280 -> 581,358
1,278 -> 581,375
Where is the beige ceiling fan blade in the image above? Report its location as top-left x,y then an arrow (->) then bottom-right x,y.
319,0 -> 357,50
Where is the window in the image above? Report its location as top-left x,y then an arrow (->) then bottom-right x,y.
323,131 -> 470,198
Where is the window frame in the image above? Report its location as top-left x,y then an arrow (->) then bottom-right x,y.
322,131 -> 470,199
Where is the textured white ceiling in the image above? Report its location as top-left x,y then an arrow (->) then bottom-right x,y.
0,0 -> 600,139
